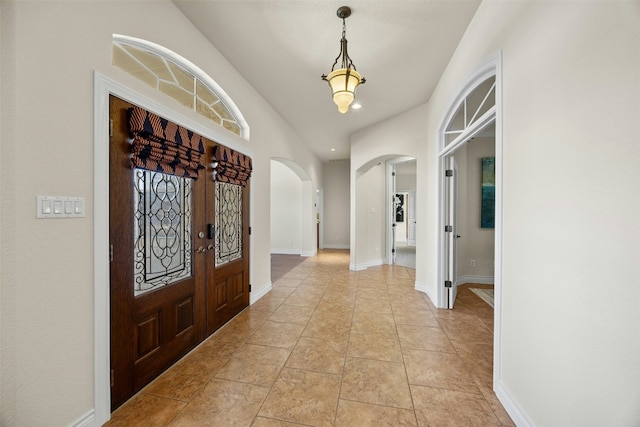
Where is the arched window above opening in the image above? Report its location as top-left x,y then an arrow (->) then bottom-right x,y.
444,75 -> 495,146
112,35 -> 249,140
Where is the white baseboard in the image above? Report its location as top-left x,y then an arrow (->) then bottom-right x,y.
349,258 -> 383,272
349,263 -> 365,271
270,249 -> 301,255
495,381 -> 535,427
250,281 -> 272,305
323,244 -> 350,249
414,280 -> 438,307
455,275 -> 494,286
69,410 -> 94,427
300,249 -> 317,257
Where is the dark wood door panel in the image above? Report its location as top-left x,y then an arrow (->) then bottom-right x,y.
206,259 -> 249,333
109,96 -> 205,410
110,96 -> 250,411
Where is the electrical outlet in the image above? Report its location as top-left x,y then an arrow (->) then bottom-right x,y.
470,259 -> 476,267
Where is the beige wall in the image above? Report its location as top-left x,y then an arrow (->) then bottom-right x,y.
270,160 -> 302,254
2,1 -> 639,425
322,160 -> 350,249
0,1 -> 322,425
352,163 -> 386,269
350,106 -> 426,272
456,138 -> 495,279
351,1 -> 640,425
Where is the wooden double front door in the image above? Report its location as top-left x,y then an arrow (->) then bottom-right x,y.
109,96 -> 250,410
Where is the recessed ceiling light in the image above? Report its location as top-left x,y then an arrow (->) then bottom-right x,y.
351,102 -> 362,110
331,148 -> 336,152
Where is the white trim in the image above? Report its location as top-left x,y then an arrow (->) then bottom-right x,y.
386,162 -> 395,264
455,275 -> 494,286
438,106 -> 496,158
349,258 -> 384,271
270,249 -> 302,255
68,410 -> 95,427
317,188 -> 324,249
112,34 -> 250,141
414,280 -> 437,306
438,55 -> 498,152
493,51 -> 505,399
269,249 -> 317,257
323,243 -> 350,250
250,281 -> 272,305
93,74 -> 111,427
93,71 -> 254,425
434,51 -> 505,417
349,263 -> 365,271
495,381 -> 535,427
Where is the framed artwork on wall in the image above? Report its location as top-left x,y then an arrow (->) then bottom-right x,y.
395,194 -> 405,222
481,157 -> 495,228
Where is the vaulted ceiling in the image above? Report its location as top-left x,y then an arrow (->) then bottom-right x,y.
174,1 -> 481,161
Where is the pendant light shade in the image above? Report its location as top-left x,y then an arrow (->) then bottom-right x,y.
321,6 -> 365,114
325,68 -> 363,113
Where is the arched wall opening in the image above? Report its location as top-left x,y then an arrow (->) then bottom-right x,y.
436,53 -> 502,392
270,158 -> 317,257
350,154 -> 416,272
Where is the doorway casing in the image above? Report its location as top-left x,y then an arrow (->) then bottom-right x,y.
386,157 -> 416,266
436,52 -> 503,389
93,72 -> 253,426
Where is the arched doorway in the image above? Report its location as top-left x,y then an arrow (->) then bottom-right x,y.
437,53 -> 503,387
270,158 -> 317,258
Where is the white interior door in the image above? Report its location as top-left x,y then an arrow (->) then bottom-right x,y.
391,165 -> 397,264
407,191 -> 416,247
445,156 -> 458,308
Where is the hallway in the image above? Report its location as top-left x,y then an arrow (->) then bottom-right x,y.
106,250 -> 512,426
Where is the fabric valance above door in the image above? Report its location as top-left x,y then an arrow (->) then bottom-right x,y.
128,106 -> 205,179
213,145 -> 253,187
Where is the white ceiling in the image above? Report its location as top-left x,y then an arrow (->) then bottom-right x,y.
173,1 -> 481,161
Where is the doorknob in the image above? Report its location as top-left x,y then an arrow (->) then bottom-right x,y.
196,246 -> 206,253
456,235 -> 462,239
207,244 -> 214,251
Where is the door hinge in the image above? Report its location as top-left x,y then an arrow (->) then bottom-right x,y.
392,171 -> 396,176
110,369 -> 114,387
109,119 -> 113,137
109,244 -> 114,262
445,225 -> 453,232
249,284 -> 252,292
248,226 -> 252,235
445,280 -> 453,288
445,169 -> 453,177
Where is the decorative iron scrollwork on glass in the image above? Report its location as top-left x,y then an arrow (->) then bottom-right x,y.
133,169 -> 193,296
215,181 -> 243,266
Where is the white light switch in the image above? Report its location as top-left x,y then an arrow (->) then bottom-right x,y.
37,196 -> 85,219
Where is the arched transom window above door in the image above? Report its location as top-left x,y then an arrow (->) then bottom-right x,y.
444,75 -> 495,146
112,34 -> 249,140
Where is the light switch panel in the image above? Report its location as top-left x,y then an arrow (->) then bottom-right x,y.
37,196 -> 85,219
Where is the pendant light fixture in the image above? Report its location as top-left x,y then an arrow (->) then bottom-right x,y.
321,6 -> 366,114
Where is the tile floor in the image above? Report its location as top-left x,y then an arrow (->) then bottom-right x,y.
105,249 -> 513,426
